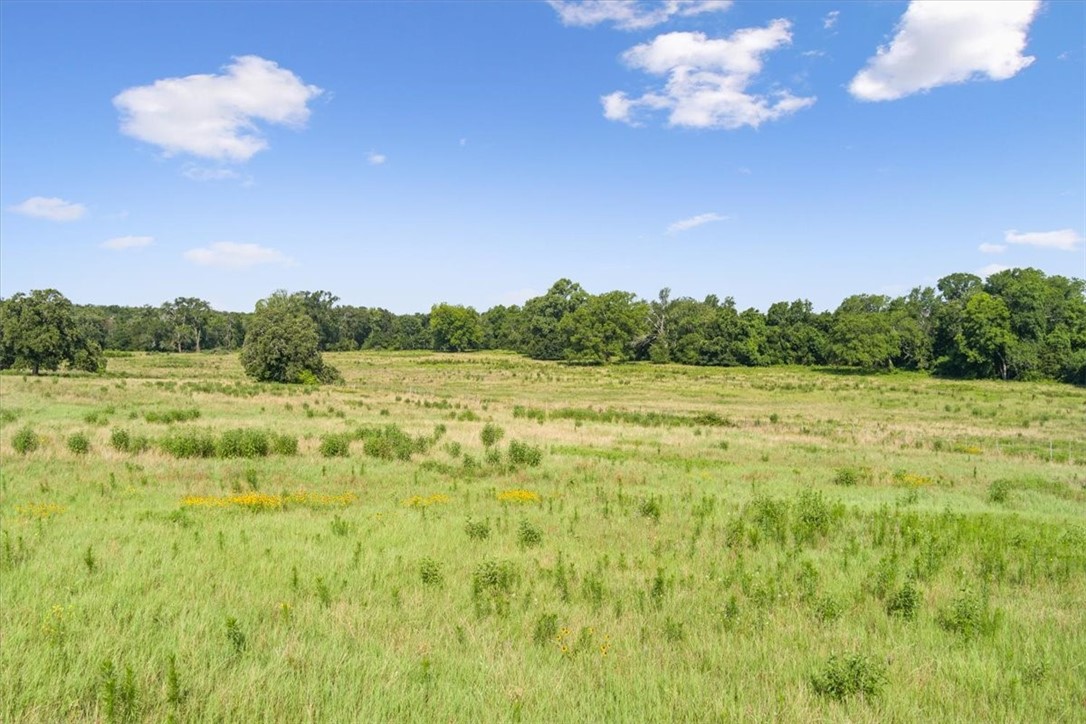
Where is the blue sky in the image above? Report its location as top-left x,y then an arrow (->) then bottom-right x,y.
1,0 -> 1083,313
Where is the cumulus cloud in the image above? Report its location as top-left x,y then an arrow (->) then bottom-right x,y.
367,151 -> 387,166
183,242 -> 292,269
667,212 -> 728,234
602,21 -> 815,130
1004,228 -> 1083,251
849,1 -> 1040,102
102,235 -> 154,250
977,263 -> 1011,277
978,242 -> 1007,254
10,196 -> 86,222
549,0 -> 731,30
113,55 -> 323,162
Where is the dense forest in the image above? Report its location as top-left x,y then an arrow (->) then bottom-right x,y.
1,268 -> 1084,384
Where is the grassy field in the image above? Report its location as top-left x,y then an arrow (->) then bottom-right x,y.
1,351 -> 1084,722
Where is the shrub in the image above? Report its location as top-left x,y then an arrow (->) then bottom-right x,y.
472,559 -> 519,617
465,519 -> 491,541
217,429 -> 270,458
517,519 -> 543,548
270,433 -> 298,456
110,427 -> 131,452
12,426 -> 40,454
361,424 -> 425,461
792,490 -> 832,546
886,580 -> 920,619
319,433 -> 351,458
480,423 -> 505,448
160,430 -> 217,458
810,653 -> 887,701
66,432 -> 91,455
937,589 -> 1000,639
144,408 -> 201,424
507,439 -> 543,468
834,467 -> 861,486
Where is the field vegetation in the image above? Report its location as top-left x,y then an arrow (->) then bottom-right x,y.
1,351 -> 1084,721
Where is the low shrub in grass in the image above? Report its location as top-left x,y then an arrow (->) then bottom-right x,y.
319,433 -> 351,458
937,588 -> 1000,639
109,427 -> 149,454
886,579 -> 920,619
12,425 -> 39,454
144,408 -> 201,424
507,440 -> 543,467
67,432 -> 91,455
217,429 -> 270,458
270,433 -> 298,456
160,429 -> 217,459
359,424 -> 428,461
517,519 -> 543,548
480,422 -> 505,448
988,479 -> 1012,504
810,653 -> 887,701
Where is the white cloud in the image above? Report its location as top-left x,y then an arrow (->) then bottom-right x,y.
602,21 -> 815,130
102,235 -> 154,250
367,151 -> 387,166
978,242 -> 1007,254
849,1 -> 1040,102
823,10 -> 839,30
667,212 -> 728,234
182,164 -> 241,181
183,242 -> 292,269
977,263 -> 1011,277
1004,228 -> 1084,251
10,196 -> 86,222
549,0 -> 731,31
459,138 -> 468,147
113,55 -> 323,162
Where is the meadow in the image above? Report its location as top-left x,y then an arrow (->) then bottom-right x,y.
1,351 -> 1084,722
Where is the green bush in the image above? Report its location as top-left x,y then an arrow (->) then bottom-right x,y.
833,467 -> 861,486
480,422 -> 505,448
319,433 -> 351,458
144,408 -> 201,424
360,424 -> 426,461
937,589 -> 1000,639
810,653 -> 887,701
988,479 -> 1012,504
217,429 -> 270,458
517,519 -> 543,548
270,433 -> 299,456
12,425 -> 40,454
160,429 -> 217,458
465,519 -> 491,540
419,557 -> 443,587
507,439 -> 543,467
886,580 -> 920,619
66,432 -> 91,455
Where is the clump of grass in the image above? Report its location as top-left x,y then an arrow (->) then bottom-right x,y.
225,616 -> 246,653
145,408 -> 201,424
110,427 -> 148,453
66,432 -> 91,455
532,612 -> 559,646
937,588 -> 1000,639
269,433 -> 298,456
988,479 -> 1012,504
12,425 -> 39,455
810,653 -> 887,701
419,557 -> 443,587
472,559 -> 519,617
792,490 -> 833,546
330,514 -> 351,536
319,433 -> 351,458
833,467 -> 865,487
886,579 -> 920,619
638,497 -> 661,522
812,595 -> 842,623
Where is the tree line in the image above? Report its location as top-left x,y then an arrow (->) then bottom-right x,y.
1,267 -> 1083,384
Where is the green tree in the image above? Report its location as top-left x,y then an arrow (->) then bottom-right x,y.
518,279 -> 588,360
430,303 -> 483,352
240,291 -> 340,384
958,292 -> 1015,380
161,297 -> 212,352
0,289 -> 105,374
558,290 -> 648,364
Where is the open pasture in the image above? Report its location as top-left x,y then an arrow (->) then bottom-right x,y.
2,352 -> 1085,721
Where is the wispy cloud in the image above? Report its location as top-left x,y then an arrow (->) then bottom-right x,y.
823,10 -> 839,30
1004,228 -> 1083,251
549,0 -> 731,31
183,242 -> 292,269
182,164 -> 241,181
10,196 -> 86,222
102,235 -> 154,250
978,242 -> 1007,254
114,55 -> 323,162
603,21 -> 815,130
849,1 -> 1040,102
367,151 -> 387,166
667,212 -> 728,234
